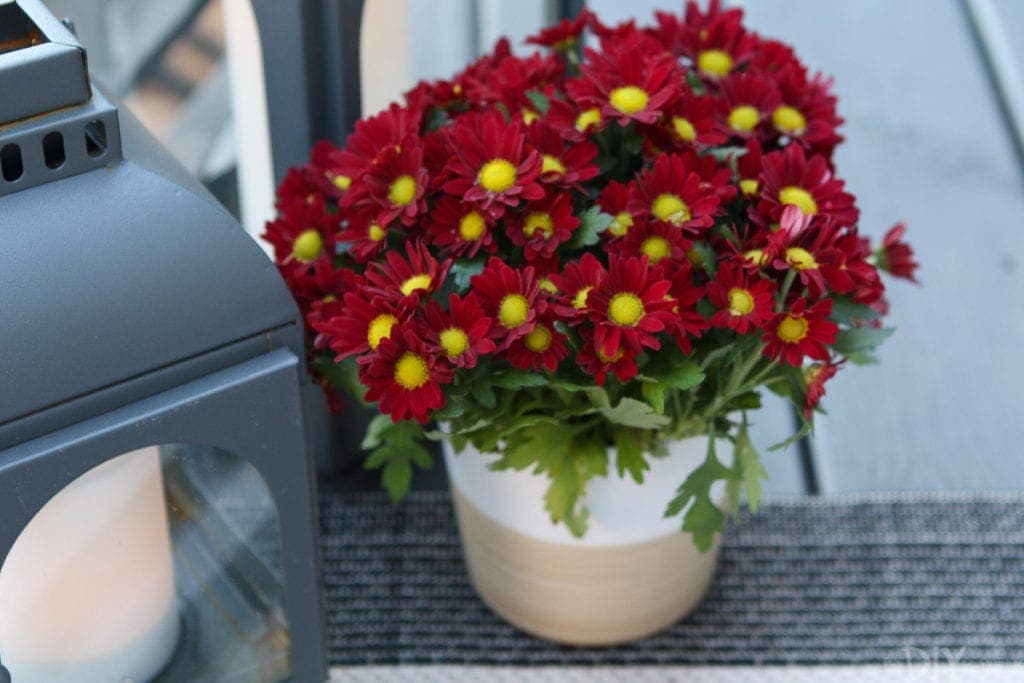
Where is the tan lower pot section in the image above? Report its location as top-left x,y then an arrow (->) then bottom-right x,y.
451,486 -> 720,645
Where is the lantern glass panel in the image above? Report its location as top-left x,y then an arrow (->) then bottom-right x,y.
0,444 -> 291,683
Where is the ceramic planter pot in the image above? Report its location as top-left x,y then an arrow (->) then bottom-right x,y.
443,436 -> 729,646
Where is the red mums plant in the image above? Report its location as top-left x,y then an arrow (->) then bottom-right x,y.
267,3 -> 919,550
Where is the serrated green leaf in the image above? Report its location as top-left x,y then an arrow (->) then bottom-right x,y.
829,296 -> 882,326
492,422 -> 573,473
664,448 -> 734,552
361,414 -> 395,451
735,421 -> 767,513
492,372 -> 548,389
598,396 -> 671,429
640,380 -> 667,414
451,258 -> 486,290
832,326 -> 895,356
682,496 -> 724,552
614,428 -> 648,483
572,436 -> 609,479
662,360 -> 705,391
845,350 -> 880,366
311,354 -> 367,405
470,383 -> 497,409
382,457 -> 412,502
689,241 -> 718,276
567,206 -> 612,249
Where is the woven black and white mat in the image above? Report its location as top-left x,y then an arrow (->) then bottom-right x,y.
319,489 -> 1024,668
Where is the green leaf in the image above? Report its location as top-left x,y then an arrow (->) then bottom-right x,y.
614,428 -> 648,483
664,447 -> 734,552
525,89 -> 550,114
451,258 -> 486,290
845,350 -> 880,366
829,296 -> 881,326
492,372 -> 548,389
585,388 -> 671,429
470,383 -> 497,409
832,326 -> 894,356
310,354 -> 367,405
361,414 -> 395,451
689,241 -> 718,276
640,381 -> 666,414
360,419 -> 432,502
682,497 -> 724,552
382,456 -> 412,502
768,417 -> 812,452
735,421 -> 768,513
567,206 -> 612,249
661,360 -> 705,391
726,390 -> 762,411
492,422 -> 573,473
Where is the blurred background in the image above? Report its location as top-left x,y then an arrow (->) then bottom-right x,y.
41,0 -> 1024,497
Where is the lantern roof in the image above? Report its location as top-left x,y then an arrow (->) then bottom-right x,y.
0,0 -> 304,444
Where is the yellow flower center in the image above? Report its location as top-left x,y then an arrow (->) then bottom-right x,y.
744,248 -> 768,267
292,229 -> 323,263
322,294 -> 337,303
697,49 -> 733,77
521,108 -> 540,125
575,107 -> 602,133
541,154 -> 567,176
332,174 -> 352,190
608,211 -> 633,237
779,186 -> 818,215
608,292 -> 645,326
773,105 -> 807,135
652,193 -> 691,225
740,178 -> 760,196
523,212 -> 554,238
524,324 -> 553,352
458,211 -> 486,241
387,174 -> 417,206
400,274 -> 433,296
609,86 -> 650,115
572,285 -> 593,310
478,159 -> 517,192
728,105 -> 760,132
598,346 -> 624,363
498,294 -> 529,328
439,327 -> 469,357
539,277 -> 558,294
369,223 -> 386,241
777,316 -> 809,343
672,116 -> 697,142
727,288 -> 755,316
394,352 -> 430,390
367,313 -> 398,349
785,246 -> 819,270
641,236 -> 671,263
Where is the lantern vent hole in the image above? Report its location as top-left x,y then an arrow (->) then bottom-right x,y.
0,4 -> 45,56
43,132 -> 65,169
85,119 -> 107,158
1,144 -> 23,181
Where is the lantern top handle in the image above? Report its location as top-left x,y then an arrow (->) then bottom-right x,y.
0,0 -> 90,126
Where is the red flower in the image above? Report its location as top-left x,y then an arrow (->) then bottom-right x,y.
576,327 -> 639,385
262,199 -> 337,273
426,196 -> 497,259
586,255 -> 675,357
506,192 -> 580,262
364,240 -> 452,308
337,211 -> 390,263
803,360 -> 842,419
762,298 -> 838,367
315,289 -> 402,361
346,143 -> 428,226
504,315 -> 568,372
612,220 -> 692,267
658,90 -> 727,149
667,268 -> 710,354
578,43 -> 683,126
717,72 -> 781,139
423,293 -> 496,369
526,8 -> 594,51
757,144 -> 859,226
442,111 -> 544,218
549,252 -> 607,321
628,154 -> 722,234
360,325 -> 453,424
668,0 -> 756,79
771,67 -> 843,157
877,222 -> 919,283
546,95 -> 606,142
526,123 -> 599,191
470,257 -> 546,350
331,104 -> 422,182
707,263 -> 776,333
597,181 -> 635,239
735,139 -> 764,198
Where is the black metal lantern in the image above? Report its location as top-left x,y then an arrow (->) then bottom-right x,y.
0,2 -> 327,681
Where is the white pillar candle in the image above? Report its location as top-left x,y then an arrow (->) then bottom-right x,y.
0,446 -> 180,682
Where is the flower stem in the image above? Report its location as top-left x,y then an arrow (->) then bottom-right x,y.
776,269 -> 797,311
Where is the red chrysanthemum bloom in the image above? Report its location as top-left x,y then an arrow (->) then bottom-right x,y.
364,240 -> 452,308
262,198 -> 337,273
707,263 -> 776,333
423,293 -> 496,369
337,211 -> 390,263
506,192 -> 580,262
472,53 -> 564,123
545,95 -> 607,142
667,0 -> 757,79
576,327 -> 639,385
735,139 -> 764,199
360,325 -> 453,424
442,111 -> 544,218
613,220 -> 693,267
346,143 -> 428,226
578,43 -> 683,126
766,206 -> 857,298
877,222 -> 919,283
657,90 -> 727,149
526,123 -> 600,191
548,252 -> 607,321
671,147 -> 737,202
425,196 -> 496,259
314,289 -> 402,361
666,268 -> 710,354
803,360 -> 842,419
762,298 -> 838,367
771,67 -> 843,157
331,103 -> 422,182
526,8 -> 595,51
757,144 -> 859,227
597,180 -> 636,239
717,72 -> 781,139
586,255 -> 676,357
504,314 -> 568,372
627,154 -> 722,234
470,257 -> 546,350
